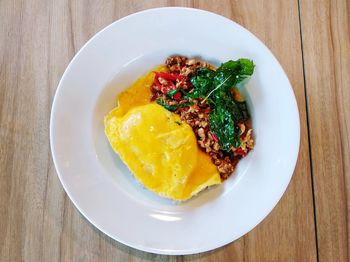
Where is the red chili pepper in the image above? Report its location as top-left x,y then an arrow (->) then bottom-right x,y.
160,86 -> 168,94
150,92 -> 158,101
168,80 -> 176,90
153,76 -> 162,91
153,72 -> 178,95
154,72 -> 182,81
173,92 -> 182,101
202,107 -> 211,113
209,131 -> 218,142
178,106 -> 190,112
235,148 -> 247,157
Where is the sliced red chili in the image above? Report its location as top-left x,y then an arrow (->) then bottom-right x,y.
235,148 -> 247,157
209,131 -> 218,142
154,72 -> 182,81
167,80 -> 176,90
240,127 -> 248,140
150,92 -> 158,101
153,76 -> 162,91
153,72 -> 178,95
160,86 -> 168,94
173,92 -> 182,101
177,106 -> 190,113
201,107 -> 211,113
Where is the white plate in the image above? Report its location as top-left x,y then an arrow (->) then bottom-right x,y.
50,7 -> 300,255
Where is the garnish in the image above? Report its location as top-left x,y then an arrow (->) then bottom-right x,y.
190,59 -> 254,151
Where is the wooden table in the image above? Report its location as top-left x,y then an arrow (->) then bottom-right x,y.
1,1 -> 349,261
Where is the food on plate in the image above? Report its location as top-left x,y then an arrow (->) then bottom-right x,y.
105,56 -> 254,201
105,104 -> 221,201
152,56 -> 254,179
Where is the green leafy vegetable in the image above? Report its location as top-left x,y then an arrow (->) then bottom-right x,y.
200,59 -> 254,151
156,58 -> 254,152
167,89 -> 179,99
176,68 -> 214,100
206,59 -> 254,150
203,58 -> 255,103
156,98 -> 192,112
209,93 -> 249,151
236,101 -> 250,121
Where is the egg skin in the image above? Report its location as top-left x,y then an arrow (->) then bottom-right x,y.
112,65 -> 168,118
104,67 -> 221,201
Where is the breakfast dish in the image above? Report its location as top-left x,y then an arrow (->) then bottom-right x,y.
105,103 -> 221,201
51,7 -> 300,254
105,56 -> 254,201
152,56 -> 254,179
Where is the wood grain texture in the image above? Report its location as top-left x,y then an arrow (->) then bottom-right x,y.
299,0 -> 350,261
0,0 -> 344,261
194,1 -> 317,261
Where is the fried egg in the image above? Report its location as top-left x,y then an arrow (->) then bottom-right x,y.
104,67 -> 221,201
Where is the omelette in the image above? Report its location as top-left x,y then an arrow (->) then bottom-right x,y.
104,66 -> 221,201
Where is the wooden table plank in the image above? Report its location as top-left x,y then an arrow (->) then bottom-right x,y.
299,0 -> 350,261
196,1 -> 317,261
0,0 -> 317,261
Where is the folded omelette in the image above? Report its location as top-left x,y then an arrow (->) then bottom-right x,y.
104,67 -> 221,201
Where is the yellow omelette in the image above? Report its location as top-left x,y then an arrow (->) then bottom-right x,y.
104,66 -> 221,201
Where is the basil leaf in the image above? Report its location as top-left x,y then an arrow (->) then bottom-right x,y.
236,101 -> 250,121
186,68 -> 215,99
209,104 -> 241,151
156,99 -> 192,112
158,58 -> 255,152
204,59 -> 254,151
167,89 -> 179,99
202,59 -> 254,103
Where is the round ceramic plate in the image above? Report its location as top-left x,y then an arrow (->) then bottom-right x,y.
50,7 -> 300,255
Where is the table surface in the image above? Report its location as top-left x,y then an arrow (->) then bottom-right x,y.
0,0 -> 349,261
